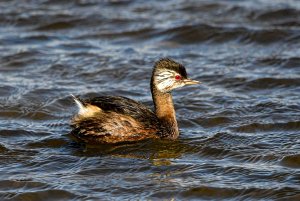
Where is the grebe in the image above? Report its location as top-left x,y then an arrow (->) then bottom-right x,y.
71,58 -> 200,144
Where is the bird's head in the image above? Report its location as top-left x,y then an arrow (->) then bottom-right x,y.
151,58 -> 200,93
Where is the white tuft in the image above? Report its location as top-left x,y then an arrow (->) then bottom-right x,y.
71,94 -> 101,118
71,94 -> 86,116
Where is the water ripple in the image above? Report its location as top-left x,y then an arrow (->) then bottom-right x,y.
0,0 -> 299,200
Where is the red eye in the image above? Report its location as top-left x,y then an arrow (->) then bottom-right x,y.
175,75 -> 181,80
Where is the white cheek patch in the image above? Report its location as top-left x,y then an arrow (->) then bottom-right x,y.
155,70 -> 176,92
157,79 -> 175,92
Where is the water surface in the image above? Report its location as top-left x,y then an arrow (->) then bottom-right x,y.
0,0 -> 300,200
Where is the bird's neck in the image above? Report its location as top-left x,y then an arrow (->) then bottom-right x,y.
151,87 -> 179,139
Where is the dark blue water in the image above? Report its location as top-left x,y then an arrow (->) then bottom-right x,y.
0,0 -> 299,200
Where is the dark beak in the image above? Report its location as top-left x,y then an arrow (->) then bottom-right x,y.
183,79 -> 201,85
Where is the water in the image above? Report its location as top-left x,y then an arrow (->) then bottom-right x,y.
0,0 -> 300,200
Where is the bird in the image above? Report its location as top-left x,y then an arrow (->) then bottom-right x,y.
71,58 -> 200,144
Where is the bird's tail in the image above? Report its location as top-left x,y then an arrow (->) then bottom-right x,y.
71,94 -> 86,115
71,94 -> 101,117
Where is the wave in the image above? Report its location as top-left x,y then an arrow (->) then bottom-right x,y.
232,121 -> 300,133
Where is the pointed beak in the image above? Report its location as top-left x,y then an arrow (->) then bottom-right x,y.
183,79 -> 201,85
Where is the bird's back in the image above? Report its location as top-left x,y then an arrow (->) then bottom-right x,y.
71,96 -> 161,144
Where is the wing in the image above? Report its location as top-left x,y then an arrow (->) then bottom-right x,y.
84,96 -> 159,125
